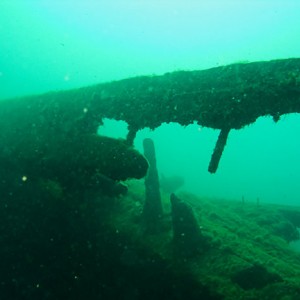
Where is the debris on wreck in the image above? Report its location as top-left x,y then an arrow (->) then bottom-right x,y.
114,185 -> 300,300
1,55 -> 300,298
170,193 -> 208,258
1,58 -> 300,173
231,263 -> 283,290
0,133 -> 148,197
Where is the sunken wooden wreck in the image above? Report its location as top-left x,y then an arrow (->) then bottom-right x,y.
1,58 -> 300,300
1,58 -> 300,173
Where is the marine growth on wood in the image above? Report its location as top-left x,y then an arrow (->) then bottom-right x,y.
1,58 -> 300,173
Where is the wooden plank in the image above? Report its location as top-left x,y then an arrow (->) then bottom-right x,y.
1,58 -> 300,172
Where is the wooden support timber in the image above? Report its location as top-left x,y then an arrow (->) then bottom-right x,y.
1,58 -> 300,173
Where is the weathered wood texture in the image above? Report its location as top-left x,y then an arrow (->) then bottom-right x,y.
1,58 -> 300,172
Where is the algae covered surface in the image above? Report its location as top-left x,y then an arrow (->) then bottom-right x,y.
2,162 -> 300,299
2,2 -> 300,299
111,181 -> 300,300
0,59 -> 300,299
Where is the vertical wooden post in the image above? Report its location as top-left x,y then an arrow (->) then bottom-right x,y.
208,128 -> 231,173
142,138 -> 163,231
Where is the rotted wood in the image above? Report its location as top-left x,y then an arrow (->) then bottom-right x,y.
1,58 -> 300,173
142,138 -> 163,232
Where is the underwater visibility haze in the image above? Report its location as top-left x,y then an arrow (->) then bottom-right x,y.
1,0 -> 300,204
1,1 -> 300,299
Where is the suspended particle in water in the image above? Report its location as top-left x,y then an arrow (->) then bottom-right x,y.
64,74 -> 70,81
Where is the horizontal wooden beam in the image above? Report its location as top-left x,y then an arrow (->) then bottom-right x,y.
1,58 -> 299,173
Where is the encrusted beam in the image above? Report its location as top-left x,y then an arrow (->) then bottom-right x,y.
1,58 -> 299,172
